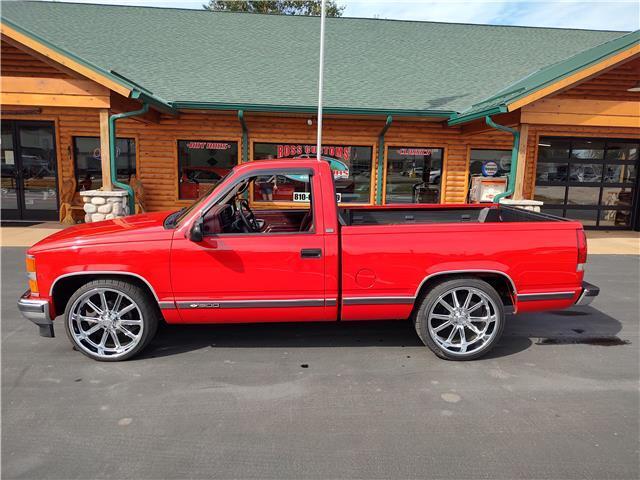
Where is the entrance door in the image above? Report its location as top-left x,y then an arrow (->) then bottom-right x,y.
1,121 -> 59,221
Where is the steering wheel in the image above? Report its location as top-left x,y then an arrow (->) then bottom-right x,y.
237,199 -> 260,232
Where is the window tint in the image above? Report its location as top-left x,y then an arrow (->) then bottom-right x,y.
385,147 -> 443,204
73,137 -> 135,192
253,143 -> 373,203
178,140 -> 238,199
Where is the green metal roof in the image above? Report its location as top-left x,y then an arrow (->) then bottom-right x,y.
0,1 -> 631,118
449,29 -> 640,125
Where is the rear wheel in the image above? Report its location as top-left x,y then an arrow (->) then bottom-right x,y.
414,278 -> 505,360
64,279 -> 159,361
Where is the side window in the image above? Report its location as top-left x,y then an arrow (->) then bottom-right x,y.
73,136 -> 136,191
203,171 -> 314,236
178,140 -> 238,200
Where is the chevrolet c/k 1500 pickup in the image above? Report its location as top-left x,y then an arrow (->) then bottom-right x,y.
18,158 -> 599,361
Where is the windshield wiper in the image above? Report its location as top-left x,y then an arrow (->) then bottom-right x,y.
164,207 -> 186,229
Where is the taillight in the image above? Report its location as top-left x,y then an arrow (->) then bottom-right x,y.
577,229 -> 587,267
25,254 -> 39,294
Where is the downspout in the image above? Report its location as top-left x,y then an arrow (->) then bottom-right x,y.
238,110 -> 249,163
109,103 -> 149,213
376,115 -> 393,204
485,116 -> 519,203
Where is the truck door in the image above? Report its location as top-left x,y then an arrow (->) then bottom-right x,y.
170,167 -> 333,323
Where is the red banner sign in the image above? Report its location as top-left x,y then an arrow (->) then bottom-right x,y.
277,144 -> 351,161
398,148 -> 433,156
186,142 -> 231,150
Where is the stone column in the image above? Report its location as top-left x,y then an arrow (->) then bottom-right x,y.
82,189 -> 129,223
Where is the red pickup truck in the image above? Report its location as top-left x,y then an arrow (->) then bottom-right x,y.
18,158 -> 599,362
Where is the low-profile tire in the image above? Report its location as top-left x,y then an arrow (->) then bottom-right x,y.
64,279 -> 159,361
414,277 -> 505,361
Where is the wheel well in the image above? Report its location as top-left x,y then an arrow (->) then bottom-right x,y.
50,274 -> 157,317
413,272 -> 515,313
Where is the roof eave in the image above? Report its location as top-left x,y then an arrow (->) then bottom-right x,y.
173,101 -> 454,118
447,106 -> 508,126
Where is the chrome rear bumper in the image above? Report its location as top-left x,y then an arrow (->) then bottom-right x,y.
575,281 -> 599,307
17,290 -> 54,337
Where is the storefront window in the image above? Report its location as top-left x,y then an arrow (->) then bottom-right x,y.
73,137 -> 135,192
468,149 -> 511,202
536,137 -> 639,229
253,142 -> 373,203
178,140 -> 238,200
385,147 -> 443,203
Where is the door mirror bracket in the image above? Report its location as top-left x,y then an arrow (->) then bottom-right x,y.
188,215 -> 204,242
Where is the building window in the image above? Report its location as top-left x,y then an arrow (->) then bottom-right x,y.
73,137 -> 135,192
536,137 -> 639,229
178,140 -> 238,200
385,146 -> 443,203
253,142 -> 373,203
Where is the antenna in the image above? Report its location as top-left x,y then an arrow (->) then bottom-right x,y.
316,0 -> 327,162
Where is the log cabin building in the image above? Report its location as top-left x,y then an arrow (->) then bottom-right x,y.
1,1 -> 639,230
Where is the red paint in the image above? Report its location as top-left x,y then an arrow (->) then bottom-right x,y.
25,159 -> 588,324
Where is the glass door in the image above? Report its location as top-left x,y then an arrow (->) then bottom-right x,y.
535,137 -> 639,230
1,120 -> 59,221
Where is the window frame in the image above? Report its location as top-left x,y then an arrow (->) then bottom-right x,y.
534,136 -> 640,229
175,137 -> 242,204
200,167 -> 318,237
383,144 -> 446,205
72,135 -> 137,192
251,140 -> 376,207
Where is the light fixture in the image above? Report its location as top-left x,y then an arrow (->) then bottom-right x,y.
627,81 -> 640,92
307,118 -> 313,126
538,143 -> 551,147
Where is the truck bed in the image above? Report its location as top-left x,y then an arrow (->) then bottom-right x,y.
339,205 -> 568,226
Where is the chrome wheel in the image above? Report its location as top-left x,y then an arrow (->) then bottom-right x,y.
427,287 -> 499,356
68,288 -> 144,359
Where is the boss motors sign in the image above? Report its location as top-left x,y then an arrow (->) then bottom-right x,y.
277,144 -> 351,162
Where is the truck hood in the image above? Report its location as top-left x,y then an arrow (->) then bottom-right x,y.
29,211 -> 175,253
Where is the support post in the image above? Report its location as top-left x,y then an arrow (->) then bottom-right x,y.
376,115 -> 393,205
238,110 -> 249,163
513,124 -> 529,200
99,109 -> 112,191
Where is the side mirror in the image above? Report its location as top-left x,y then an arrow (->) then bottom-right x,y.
188,216 -> 204,242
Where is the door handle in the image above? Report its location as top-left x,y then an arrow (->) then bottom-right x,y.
300,248 -> 322,259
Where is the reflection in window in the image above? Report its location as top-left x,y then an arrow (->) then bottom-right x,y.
534,185 -> 566,204
599,209 -> 631,228
571,140 -> 604,160
385,147 -> 443,203
567,187 -> 600,206
252,174 -> 311,203
253,143 -> 373,203
536,137 -> 639,229
73,137 -> 135,192
178,140 -> 238,200
604,164 -> 636,184
569,163 -> 602,183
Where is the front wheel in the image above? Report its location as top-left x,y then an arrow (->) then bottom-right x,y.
64,279 -> 159,361
414,278 -> 505,360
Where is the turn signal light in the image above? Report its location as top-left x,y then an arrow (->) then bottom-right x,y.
25,255 -> 36,273
25,255 -> 39,294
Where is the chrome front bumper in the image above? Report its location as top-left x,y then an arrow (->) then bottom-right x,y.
17,290 -> 54,337
575,281 -> 600,307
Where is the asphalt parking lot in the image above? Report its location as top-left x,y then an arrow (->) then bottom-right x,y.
2,246 -> 639,479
